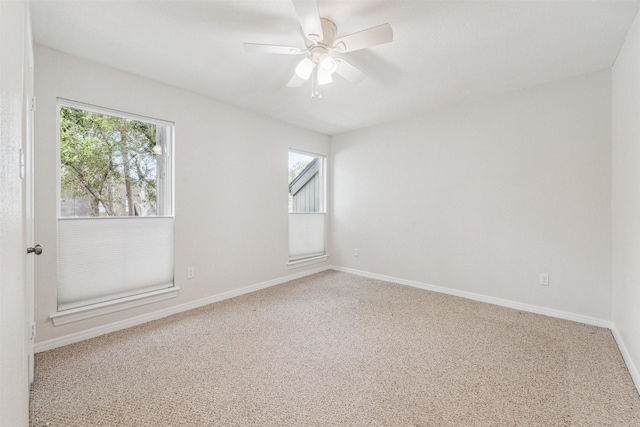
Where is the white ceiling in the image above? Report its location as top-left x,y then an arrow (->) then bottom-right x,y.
30,0 -> 639,135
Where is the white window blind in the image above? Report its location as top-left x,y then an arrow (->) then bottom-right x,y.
57,217 -> 174,311
288,213 -> 325,261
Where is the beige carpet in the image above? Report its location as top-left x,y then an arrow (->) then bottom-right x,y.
30,271 -> 640,426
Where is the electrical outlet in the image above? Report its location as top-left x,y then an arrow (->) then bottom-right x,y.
187,267 -> 195,279
353,248 -> 359,257
539,273 -> 549,286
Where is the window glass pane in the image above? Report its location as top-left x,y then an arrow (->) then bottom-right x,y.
288,151 -> 323,213
59,105 -> 171,217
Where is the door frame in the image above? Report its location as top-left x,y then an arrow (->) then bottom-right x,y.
23,9 -> 35,384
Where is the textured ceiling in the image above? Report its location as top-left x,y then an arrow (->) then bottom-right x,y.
30,0 -> 639,135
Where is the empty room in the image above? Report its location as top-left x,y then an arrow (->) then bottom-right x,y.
2,0 -> 640,425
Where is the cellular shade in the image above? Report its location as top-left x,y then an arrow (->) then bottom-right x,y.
289,213 -> 325,260
57,217 -> 174,311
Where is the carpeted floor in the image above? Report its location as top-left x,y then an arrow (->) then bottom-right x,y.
30,270 -> 640,426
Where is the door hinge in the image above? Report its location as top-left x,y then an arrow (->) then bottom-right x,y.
19,148 -> 25,180
30,96 -> 36,112
30,322 -> 36,339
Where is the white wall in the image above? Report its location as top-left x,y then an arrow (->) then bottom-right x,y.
34,45 -> 330,344
612,8 -> 640,390
331,70 -> 612,321
0,1 -> 30,425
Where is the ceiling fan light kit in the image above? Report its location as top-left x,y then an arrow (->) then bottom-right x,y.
244,0 -> 393,99
295,57 -> 314,80
319,53 -> 337,74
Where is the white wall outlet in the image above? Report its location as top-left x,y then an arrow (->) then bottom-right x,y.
187,267 -> 195,279
353,248 -> 359,257
539,273 -> 549,286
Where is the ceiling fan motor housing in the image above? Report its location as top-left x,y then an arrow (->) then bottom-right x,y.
305,18 -> 337,48
307,18 -> 340,73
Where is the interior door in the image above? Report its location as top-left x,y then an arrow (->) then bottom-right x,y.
1,2 -> 32,423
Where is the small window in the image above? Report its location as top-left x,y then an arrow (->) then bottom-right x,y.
56,100 -> 175,313
288,150 -> 326,262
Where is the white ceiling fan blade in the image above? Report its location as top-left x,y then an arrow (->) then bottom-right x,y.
335,59 -> 367,83
333,23 -> 393,53
287,73 -> 306,87
244,43 -> 303,54
292,0 -> 323,42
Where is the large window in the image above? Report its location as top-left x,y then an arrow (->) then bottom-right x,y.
56,100 -> 175,315
288,150 -> 326,262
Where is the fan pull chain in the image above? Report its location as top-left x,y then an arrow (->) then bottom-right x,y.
311,68 -> 318,98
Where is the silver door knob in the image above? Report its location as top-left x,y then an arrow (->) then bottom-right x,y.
27,244 -> 43,255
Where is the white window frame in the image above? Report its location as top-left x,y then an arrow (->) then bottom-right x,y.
287,149 -> 328,267
52,99 -> 178,325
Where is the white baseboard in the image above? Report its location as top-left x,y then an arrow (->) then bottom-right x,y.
35,265 -> 331,353
330,266 -> 613,329
610,326 -> 640,395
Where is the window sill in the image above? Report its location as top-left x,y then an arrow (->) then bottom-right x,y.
50,287 -> 180,326
287,254 -> 329,270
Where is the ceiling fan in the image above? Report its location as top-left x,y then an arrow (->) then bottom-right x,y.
243,0 -> 393,98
